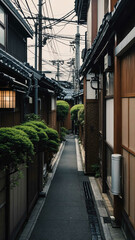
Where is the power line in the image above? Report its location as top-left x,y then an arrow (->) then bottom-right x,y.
14,0 -> 31,27
31,0 -> 38,11
24,0 -> 36,24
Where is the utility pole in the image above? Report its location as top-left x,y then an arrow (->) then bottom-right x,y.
34,0 -> 43,115
75,25 -> 80,92
67,58 -> 75,87
35,22 -> 38,70
71,58 -> 75,88
56,61 -> 60,82
51,60 -> 64,82
38,0 -> 42,72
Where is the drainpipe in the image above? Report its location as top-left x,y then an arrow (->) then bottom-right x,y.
34,77 -> 38,115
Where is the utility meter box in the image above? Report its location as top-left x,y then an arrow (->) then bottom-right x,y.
111,154 -> 121,195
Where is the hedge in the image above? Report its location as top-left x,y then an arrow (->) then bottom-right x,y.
23,122 -> 48,152
56,100 -> 69,122
0,128 -> 34,170
70,104 -> 84,125
14,125 -> 39,146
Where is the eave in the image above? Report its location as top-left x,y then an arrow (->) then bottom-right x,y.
39,76 -> 63,96
0,48 -> 31,80
75,0 -> 89,24
80,0 -> 131,75
0,0 -> 33,38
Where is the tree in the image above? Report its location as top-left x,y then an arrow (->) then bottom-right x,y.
56,100 -> 69,122
70,104 -> 84,134
70,104 -> 84,125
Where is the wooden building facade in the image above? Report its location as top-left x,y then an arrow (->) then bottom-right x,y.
75,0 -> 135,239
0,1 -> 62,240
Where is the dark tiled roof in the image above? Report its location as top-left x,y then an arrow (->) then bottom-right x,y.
62,88 -> 74,100
1,0 -> 33,37
0,48 -> 31,79
73,89 -> 83,98
80,0 -> 129,75
75,0 -> 89,23
79,13 -> 111,75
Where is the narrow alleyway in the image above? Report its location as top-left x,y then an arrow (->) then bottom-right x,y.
29,135 -> 103,240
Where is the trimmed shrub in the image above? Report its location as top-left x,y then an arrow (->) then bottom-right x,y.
29,120 -> 48,130
0,128 -> 34,170
56,100 -> 69,122
78,105 -> 84,126
23,122 -> 48,152
14,125 -> 39,147
24,113 -> 41,122
47,140 -> 59,153
70,104 -> 84,125
45,127 -> 60,153
45,127 -> 59,142
60,127 -> 68,141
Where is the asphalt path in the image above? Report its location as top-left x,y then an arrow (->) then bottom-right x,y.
29,135 -> 91,240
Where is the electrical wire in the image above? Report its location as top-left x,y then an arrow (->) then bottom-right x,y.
13,0 -> 31,27
54,39 -> 70,47
31,0 -> 38,11
44,1 -> 61,57
24,0 -> 36,24
44,9 -> 75,29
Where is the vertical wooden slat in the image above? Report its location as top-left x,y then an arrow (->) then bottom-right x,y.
92,0 -> 97,43
114,34 -> 122,224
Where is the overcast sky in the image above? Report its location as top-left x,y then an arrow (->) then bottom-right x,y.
15,0 -> 86,81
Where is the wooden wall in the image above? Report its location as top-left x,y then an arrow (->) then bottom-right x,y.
92,0 -> 98,43
85,99 -> 99,174
121,47 -> 135,228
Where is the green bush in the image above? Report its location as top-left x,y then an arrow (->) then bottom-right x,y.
23,120 -> 59,154
14,125 -> 39,146
47,140 -> 59,153
0,127 -> 34,170
45,127 -> 59,142
29,120 -> 48,130
24,113 -> 41,122
70,104 -> 84,125
78,106 -> 84,126
23,122 -> 48,152
45,128 -> 60,153
60,127 -> 68,141
57,100 -> 69,122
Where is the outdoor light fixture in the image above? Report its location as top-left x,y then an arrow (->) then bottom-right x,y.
0,90 -> 16,108
90,76 -> 99,90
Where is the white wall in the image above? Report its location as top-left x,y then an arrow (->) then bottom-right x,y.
106,99 -> 114,148
86,73 -> 96,99
51,96 -> 56,111
97,0 -> 105,30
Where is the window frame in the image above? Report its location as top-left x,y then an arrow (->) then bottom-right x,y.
0,6 -> 6,50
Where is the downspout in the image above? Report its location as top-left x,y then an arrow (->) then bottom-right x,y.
33,74 -> 38,115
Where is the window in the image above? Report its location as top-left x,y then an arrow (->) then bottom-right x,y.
106,72 -> 114,96
0,6 -> 6,48
0,7 -> 4,24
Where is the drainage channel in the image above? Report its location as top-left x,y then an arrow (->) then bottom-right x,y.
83,181 -> 104,240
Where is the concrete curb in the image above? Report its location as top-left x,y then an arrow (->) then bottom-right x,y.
19,141 -> 65,240
89,177 -> 126,240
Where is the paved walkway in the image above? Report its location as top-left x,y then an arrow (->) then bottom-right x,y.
29,135 -> 92,240
19,135 -> 126,240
